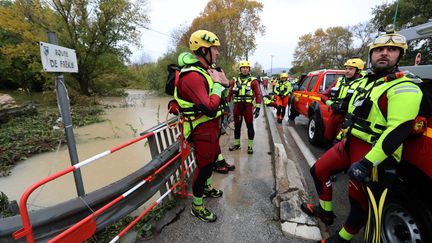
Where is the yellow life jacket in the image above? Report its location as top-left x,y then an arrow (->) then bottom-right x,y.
347,74 -> 422,163
174,65 -> 223,138
232,76 -> 256,103
274,81 -> 292,96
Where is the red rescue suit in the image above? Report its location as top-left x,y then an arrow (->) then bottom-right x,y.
228,76 -> 262,141
176,70 -> 222,168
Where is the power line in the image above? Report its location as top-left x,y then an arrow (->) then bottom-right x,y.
143,26 -> 171,38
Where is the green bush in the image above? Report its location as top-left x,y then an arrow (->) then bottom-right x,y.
0,192 -> 12,218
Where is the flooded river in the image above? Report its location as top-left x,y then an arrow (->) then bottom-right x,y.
0,90 -> 171,209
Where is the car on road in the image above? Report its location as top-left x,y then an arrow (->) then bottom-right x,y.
288,69 -> 345,145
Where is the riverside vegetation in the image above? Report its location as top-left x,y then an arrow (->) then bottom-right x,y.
0,91 -> 105,177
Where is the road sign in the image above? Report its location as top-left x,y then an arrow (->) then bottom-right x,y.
415,52 -> 422,66
39,42 -> 78,73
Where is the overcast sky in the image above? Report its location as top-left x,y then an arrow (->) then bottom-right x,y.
131,0 -> 392,70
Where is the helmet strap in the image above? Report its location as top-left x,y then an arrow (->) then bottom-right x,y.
208,48 -> 214,66
194,47 -> 213,67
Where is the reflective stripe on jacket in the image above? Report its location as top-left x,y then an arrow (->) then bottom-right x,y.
232,76 -> 256,103
347,75 -> 422,164
331,74 -> 365,102
274,80 -> 292,96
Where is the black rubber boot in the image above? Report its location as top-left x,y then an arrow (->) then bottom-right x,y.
218,159 -> 235,171
247,146 -> 253,154
191,203 -> 217,222
213,161 -> 229,174
203,186 -> 223,198
229,144 -> 241,151
300,202 -> 335,225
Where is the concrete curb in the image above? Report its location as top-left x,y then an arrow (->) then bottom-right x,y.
263,104 -> 321,241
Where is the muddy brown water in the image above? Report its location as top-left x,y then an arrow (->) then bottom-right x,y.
0,90 -> 171,210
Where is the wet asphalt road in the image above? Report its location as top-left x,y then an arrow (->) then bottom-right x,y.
138,110 -> 363,242
141,116 -> 312,243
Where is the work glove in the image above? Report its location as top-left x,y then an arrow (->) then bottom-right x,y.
254,107 -> 260,118
339,100 -> 349,113
330,102 -> 340,112
348,158 -> 374,182
208,68 -> 230,87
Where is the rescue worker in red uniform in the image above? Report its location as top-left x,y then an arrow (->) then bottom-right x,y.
274,72 -> 292,123
301,28 -> 423,242
175,52 -> 234,175
270,76 -> 277,93
263,77 -> 269,91
263,93 -> 277,108
228,60 -> 262,154
174,30 -> 231,222
321,58 -> 365,143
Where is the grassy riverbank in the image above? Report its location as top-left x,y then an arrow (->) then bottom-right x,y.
0,91 -> 105,176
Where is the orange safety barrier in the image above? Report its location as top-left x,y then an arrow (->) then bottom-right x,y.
12,121 -> 189,243
110,153 -> 195,243
49,118 -> 192,242
50,216 -> 97,243
49,152 -> 183,243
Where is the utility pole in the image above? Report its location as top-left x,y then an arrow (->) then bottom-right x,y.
270,55 -> 274,76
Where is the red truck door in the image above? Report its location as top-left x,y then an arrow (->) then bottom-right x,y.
320,72 -> 343,124
302,75 -> 320,116
293,75 -> 310,115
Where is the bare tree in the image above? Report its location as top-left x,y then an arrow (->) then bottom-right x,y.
349,21 -> 375,59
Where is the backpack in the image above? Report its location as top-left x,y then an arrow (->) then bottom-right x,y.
166,52 -> 200,115
165,52 -> 199,96
165,64 -> 180,96
384,71 -> 432,119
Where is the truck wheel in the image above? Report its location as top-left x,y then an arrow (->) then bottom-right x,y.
381,185 -> 432,243
308,113 -> 322,145
288,106 -> 298,121
288,99 -> 298,121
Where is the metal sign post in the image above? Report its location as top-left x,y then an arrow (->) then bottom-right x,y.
42,32 -> 85,197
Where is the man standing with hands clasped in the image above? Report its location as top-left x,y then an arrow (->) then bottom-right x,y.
174,30 -> 231,222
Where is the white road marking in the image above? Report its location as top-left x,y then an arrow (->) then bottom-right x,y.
287,126 -> 316,167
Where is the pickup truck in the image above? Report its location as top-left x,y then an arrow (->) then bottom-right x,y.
288,69 -> 345,145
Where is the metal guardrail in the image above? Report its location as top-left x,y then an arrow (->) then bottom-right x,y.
0,117 -> 195,242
